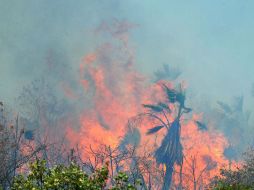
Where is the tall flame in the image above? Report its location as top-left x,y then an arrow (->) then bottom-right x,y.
65,21 -> 231,188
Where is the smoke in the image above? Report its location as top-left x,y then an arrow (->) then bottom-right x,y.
1,1 -> 254,102
1,1 -> 254,187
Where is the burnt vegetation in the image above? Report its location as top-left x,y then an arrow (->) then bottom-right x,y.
141,84 -> 192,190
1,70 -> 254,190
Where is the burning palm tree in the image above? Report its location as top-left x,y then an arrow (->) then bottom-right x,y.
142,84 -> 191,190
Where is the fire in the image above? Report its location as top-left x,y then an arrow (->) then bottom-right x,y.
65,21 -> 231,188
67,44 -> 148,151
179,120 -> 229,188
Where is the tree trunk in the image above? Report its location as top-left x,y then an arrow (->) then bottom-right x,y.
162,165 -> 173,190
178,164 -> 183,190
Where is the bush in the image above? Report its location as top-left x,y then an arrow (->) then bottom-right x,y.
11,160 -> 139,190
212,148 -> 254,190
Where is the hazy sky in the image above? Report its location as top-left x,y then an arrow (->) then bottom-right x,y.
1,0 -> 254,105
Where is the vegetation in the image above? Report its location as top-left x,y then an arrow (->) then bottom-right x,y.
0,102 -> 47,189
215,96 -> 252,162
142,84 -> 192,190
11,159 -> 139,190
154,64 -> 181,82
1,75 -> 254,190
211,148 -> 254,190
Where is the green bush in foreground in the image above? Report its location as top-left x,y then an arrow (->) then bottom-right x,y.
211,148 -> 254,190
11,160 -> 139,190
213,181 -> 252,190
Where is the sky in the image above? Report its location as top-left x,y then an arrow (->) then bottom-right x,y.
1,0 -> 254,107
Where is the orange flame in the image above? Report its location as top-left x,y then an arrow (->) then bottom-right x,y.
65,21 -> 232,188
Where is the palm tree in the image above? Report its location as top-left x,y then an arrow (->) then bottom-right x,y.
142,84 -> 191,190
216,96 -> 252,162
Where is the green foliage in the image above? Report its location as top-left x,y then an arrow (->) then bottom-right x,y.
111,172 -> 141,190
11,160 -> 138,190
213,181 -> 252,190
211,170 -> 254,190
212,148 -> 254,189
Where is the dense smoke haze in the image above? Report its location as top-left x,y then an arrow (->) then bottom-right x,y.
1,1 -> 254,103
1,1 -> 254,189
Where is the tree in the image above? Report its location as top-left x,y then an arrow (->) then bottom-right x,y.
180,154 -> 217,190
11,159 -> 140,190
215,97 -> 252,162
141,84 -> 191,190
154,64 -> 181,82
0,102 -> 46,190
74,142 -> 155,189
17,78 -> 74,167
17,78 -> 68,131
211,148 -> 254,189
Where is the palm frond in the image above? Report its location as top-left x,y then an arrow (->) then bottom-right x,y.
217,101 -> 232,114
183,107 -> 192,113
146,125 -> 164,135
195,121 -> 207,131
143,104 -> 163,112
176,93 -> 185,106
158,102 -> 171,112
154,64 -> 181,81
162,84 -> 177,103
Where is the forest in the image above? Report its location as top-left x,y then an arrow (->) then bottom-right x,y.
1,40 -> 254,189
1,2 -> 254,189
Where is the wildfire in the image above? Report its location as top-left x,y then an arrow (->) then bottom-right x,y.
65,21 -> 231,188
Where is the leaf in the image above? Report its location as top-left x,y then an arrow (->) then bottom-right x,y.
163,84 -> 177,103
183,107 -> 192,113
158,102 -> 171,112
146,125 -> 164,135
154,64 -> 181,81
143,104 -> 163,112
195,121 -> 207,131
176,93 -> 185,106
217,101 -> 232,114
